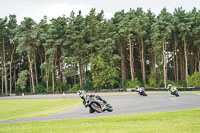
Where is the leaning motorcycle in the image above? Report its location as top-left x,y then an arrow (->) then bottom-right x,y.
169,87 -> 179,97
138,90 -> 148,96
136,88 -> 148,96
78,91 -> 113,113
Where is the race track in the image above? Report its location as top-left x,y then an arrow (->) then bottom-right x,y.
0,93 -> 200,123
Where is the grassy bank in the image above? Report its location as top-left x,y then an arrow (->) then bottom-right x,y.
91,91 -> 200,96
0,99 -> 81,120
0,109 -> 200,133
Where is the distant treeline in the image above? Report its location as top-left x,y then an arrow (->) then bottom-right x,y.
0,7 -> 200,94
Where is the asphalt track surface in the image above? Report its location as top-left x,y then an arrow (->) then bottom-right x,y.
0,93 -> 200,123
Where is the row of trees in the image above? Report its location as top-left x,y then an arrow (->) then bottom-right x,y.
0,7 -> 200,94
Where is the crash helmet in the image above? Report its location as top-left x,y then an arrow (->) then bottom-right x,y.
168,84 -> 172,89
136,85 -> 139,89
77,90 -> 86,98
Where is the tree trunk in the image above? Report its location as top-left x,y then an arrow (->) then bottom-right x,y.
54,56 -> 58,81
79,61 -> 83,88
150,52 -> 155,73
199,49 -> 200,72
45,55 -> 49,89
120,44 -> 127,87
34,54 -> 38,86
141,37 -> 146,84
3,37 -> 8,94
175,47 -> 179,82
179,47 -> 184,80
13,63 -> 16,91
74,63 -> 77,85
129,37 -> 135,80
28,55 -> 35,92
39,52 -> 43,79
183,37 -> 188,87
61,55 -> 66,85
1,66 -> 4,94
9,43 -> 16,94
162,37 -> 167,88
52,58 -> 55,92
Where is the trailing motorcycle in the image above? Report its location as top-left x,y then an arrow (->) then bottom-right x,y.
136,87 -> 148,96
169,87 -> 179,97
78,90 -> 113,113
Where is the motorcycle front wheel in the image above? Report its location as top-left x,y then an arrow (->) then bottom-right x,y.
175,92 -> 179,97
143,92 -> 148,96
106,104 -> 113,112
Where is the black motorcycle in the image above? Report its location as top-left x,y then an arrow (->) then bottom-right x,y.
78,91 -> 113,113
136,88 -> 148,96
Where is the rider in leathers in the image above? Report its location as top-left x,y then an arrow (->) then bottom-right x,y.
78,90 -> 107,107
136,85 -> 145,95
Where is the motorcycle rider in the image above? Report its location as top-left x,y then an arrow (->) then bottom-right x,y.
136,85 -> 145,95
167,84 -> 173,94
77,90 -> 107,107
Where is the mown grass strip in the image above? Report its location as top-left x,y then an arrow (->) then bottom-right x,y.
93,91 -> 200,96
0,99 -> 81,120
0,109 -> 199,133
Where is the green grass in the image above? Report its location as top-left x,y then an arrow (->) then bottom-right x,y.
94,91 -> 200,96
0,109 -> 200,133
0,99 -> 81,120
179,91 -> 200,94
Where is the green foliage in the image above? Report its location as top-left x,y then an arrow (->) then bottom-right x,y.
69,84 -> 80,92
45,88 -> 53,93
83,76 -> 94,90
54,80 -> 68,92
16,70 -> 29,92
145,69 -> 164,88
90,55 -> 118,90
166,80 -> 187,87
35,83 -> 45,93
188,72 -> 200,87
177,80 -> 187,87
1,8 -> 200,94
145,76 -> 157,88
125,78 -> 143,88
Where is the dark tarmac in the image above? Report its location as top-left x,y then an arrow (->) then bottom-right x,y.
0,93 -> 199,123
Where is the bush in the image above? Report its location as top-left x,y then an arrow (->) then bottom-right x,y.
167,80 -> 177,86
55,80 -> 69,92
45,88 -> 53,92
166,80 -> 187,87
35,83 -> 45,93
83,78 -> 94,90
177,80 -> 187,87
125,78 -> 143,88
146,68 -> 164,88
188,71 -> 200,87
147,76 -> 157,88
69,84 -> 80,92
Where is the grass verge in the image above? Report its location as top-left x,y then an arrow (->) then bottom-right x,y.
0,109 -> 200,133
93,91 -> 200,96
179,91 -> 200,94
0,99 -> 81,120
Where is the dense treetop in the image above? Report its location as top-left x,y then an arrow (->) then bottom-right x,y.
0,7 -> 200,94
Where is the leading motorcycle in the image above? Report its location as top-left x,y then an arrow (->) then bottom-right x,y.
78,90 -> 113,113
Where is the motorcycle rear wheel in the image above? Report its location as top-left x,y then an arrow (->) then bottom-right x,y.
89,108 -> 95,113
90,102 -> 102,113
